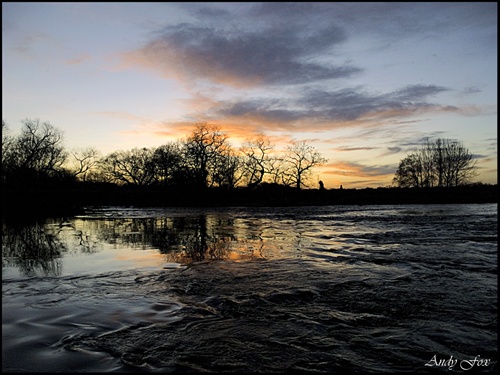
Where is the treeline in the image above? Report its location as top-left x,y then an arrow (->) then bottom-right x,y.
393,138 -> 477,188
2,119 -> 326,191
2,181 -> 497,219
2,118 -> 495,216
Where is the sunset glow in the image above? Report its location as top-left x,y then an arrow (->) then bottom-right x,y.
2,2 -> 497,189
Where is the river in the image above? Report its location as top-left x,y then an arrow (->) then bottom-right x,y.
2,204 -> 497,373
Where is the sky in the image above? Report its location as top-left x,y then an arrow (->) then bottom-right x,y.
2,2 -> 497,189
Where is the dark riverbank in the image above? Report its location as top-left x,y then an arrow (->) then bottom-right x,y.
1,183 -> 497,219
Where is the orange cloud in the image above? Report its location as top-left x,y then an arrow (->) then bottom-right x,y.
66,53 -> 92,65
322,161 -> 363,176
314,166 -> 394,189
318,160 -> 397,188
118,41 -> 264,89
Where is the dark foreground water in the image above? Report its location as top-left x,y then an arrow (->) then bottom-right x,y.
2,204 -> 497,373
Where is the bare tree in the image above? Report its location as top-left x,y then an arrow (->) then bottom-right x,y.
240,134 -> 276,187
2,120 -> 15,184
440,139 -> 476,187
2,119 -> 68,184
152,142 -> 183,187
182,122 -> 234,188
212,147 -> 244,188
419,139 -> 437,187
100,147 -> 156,186
2,120 -> 12,158
393,138 -> 477,188
434,138 -> 445,187
67,147 -> 101,182
281,141 -> 328,190
393,153 -> 422,188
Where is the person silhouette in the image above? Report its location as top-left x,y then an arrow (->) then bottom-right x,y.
319,180 -> 325,190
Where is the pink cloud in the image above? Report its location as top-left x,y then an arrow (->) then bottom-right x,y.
66,53 -> 92,65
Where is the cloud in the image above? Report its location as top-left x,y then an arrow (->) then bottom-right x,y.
123,18 -> 360,88
462,86 -> 482,95
210,84 -> 454,131
8,33 -> 57,61
335,146 -> 378,152
66,53 -> 92,65
383,146 -> 403,155
322,160 -> 396,178
484,138 -> 497,151
114,2 -> 494,170
300,84 -> 452,120
471,153 -> 488,161
132,83 -> 459,145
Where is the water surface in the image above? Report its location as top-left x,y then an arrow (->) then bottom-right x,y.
2,204 -> 497,373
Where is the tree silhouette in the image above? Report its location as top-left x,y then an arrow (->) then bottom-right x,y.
182,122 -> 234,189
393,138 -> 477,188
280,141 -> 328,190
67,147 -> 101,182
2,119 -> 67,185
100,147 -> 156,186
152,142 -> 183,187
240,134 -> 275,187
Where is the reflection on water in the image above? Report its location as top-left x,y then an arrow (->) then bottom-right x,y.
2,204 -> 498,373
2,209 -> 277,278
3,205 -> 498,279
2,221 -> 64,277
